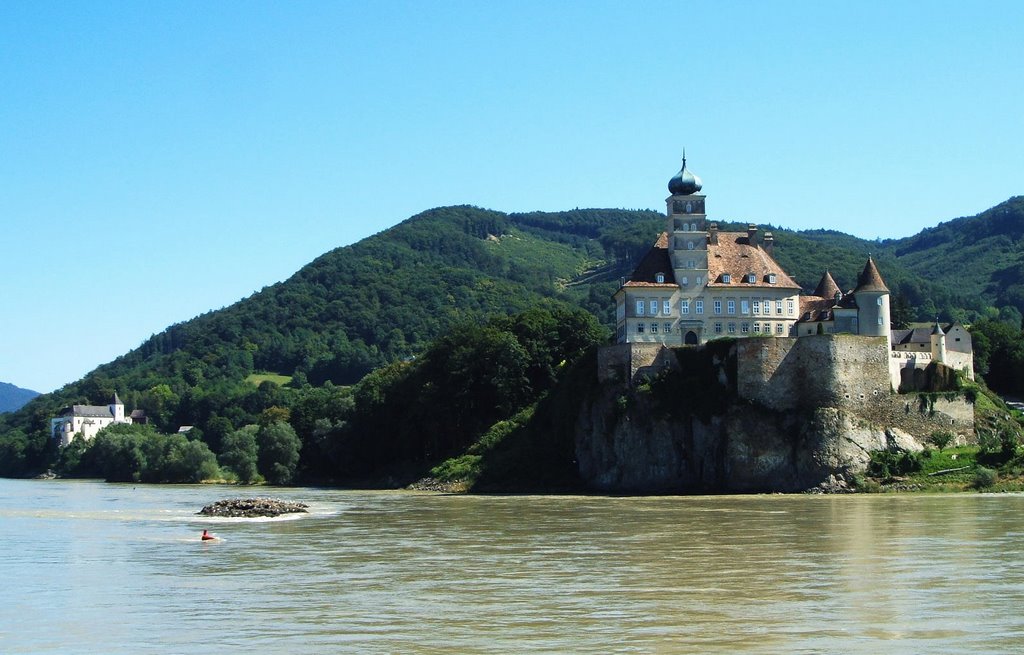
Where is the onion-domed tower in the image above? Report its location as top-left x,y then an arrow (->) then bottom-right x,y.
665,151 -> 708,294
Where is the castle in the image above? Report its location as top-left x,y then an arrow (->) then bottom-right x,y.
610,156 -> 974,390
50,392 -> 134,447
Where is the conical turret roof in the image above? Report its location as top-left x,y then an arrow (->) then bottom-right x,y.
813,270 -> 840,298
854,257 -> 889,293
931,320 -> 945,336
111,391 -> 122,405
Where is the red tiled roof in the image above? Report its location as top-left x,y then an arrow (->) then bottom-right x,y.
706,232 -> 801,289
797,296 -> 835,323
622,232 -> 677,288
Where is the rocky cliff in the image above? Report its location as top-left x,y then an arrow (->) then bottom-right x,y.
576,338 -> 974,493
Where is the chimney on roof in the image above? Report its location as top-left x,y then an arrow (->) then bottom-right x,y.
709,222 -> 719,245
763,231 -> 774,256
747,224 -> 758,246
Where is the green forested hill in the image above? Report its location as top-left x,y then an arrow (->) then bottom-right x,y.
3,198 -> 1024,481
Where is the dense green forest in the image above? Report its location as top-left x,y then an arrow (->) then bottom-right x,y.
3,197 -> 1024,483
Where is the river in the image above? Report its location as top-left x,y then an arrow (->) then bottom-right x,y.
1,479 -> 1022,653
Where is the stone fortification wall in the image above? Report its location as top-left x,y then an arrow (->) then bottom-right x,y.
582,336 -> 976,493
597,342 -> 683,384
597,343 -> 666,384
736,335 -> 891,411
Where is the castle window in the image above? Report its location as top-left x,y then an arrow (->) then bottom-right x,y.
681,276 -> 688,286
753,322 -> 761,333
663,300 -> 672,315
722,274 -> 731,284
686,260 -> 695,269
714,300 -> 722,314
650,322 -> 659,334
728,323 -> 736,334
741,323 -> 750,334
741,300 -> 750,314
681,299 -> 690,315
656,273 -> 665,283
695,300 -> 704,315
637,322 -> 645,333
768,274 -> 777,284
787,299 -> 795,315
776,300 -> 783,315
687,241 -> 695,250
664,322 -> 672,333
776,323 -> 784,334
690,223 -> 697,231
877,297 -> 883,306
696,276 -> 703,286
878,316 -> 883,325
714,322 -> 723,334
747,273 -> 756,283
727,300 -> 736,314
650,300 -> 658,315
753,301 -> 760,315
636,301 -> 645,316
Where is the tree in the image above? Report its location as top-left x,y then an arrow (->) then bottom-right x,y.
928,430 -> 955,451
220,425 -> 260,483
257,421 -> 301,485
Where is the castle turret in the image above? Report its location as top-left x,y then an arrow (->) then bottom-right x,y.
930,320 -> 947,364
813,271 -> 840,299
853,257 -> 890,337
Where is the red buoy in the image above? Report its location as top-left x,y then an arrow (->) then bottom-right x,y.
201,529 -> 215,541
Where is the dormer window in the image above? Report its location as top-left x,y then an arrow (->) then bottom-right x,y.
768,274 -> 776,284
746,273 -> 756,283
656,272 -> 665,283
722,274 -> 732,284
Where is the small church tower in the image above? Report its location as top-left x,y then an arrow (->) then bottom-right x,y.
110,392 -> 125,423
930,321 -> 947,364
854,257 -> 890,337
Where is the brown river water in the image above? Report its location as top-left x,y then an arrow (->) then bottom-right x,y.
1,479 -> 1022,653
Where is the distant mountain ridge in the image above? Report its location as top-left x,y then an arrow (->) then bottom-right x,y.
0,382 -> 39,413
2,197 -> 1022,448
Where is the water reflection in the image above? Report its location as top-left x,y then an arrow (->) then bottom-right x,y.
1,481 -> 1023,654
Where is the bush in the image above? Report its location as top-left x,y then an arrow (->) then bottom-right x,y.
928,430 -> 955,451
430,455 -> 483,483
867,450 -> 922,478
973,466 -> 998,489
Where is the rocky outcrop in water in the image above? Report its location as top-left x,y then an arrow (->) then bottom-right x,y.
198,498 -> 308,518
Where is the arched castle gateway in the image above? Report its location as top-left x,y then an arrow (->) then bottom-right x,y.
611,155 -> 974,387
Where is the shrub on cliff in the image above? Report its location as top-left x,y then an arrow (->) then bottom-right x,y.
973,466 -> 998,489
867,450 -> 923,479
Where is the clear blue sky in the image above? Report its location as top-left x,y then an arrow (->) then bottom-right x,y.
2,1 -> 1022,393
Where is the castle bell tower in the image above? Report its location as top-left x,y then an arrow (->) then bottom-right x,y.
665,151 -> 709,294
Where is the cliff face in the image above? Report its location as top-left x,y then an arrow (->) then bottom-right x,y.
577,338 -> 973,493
